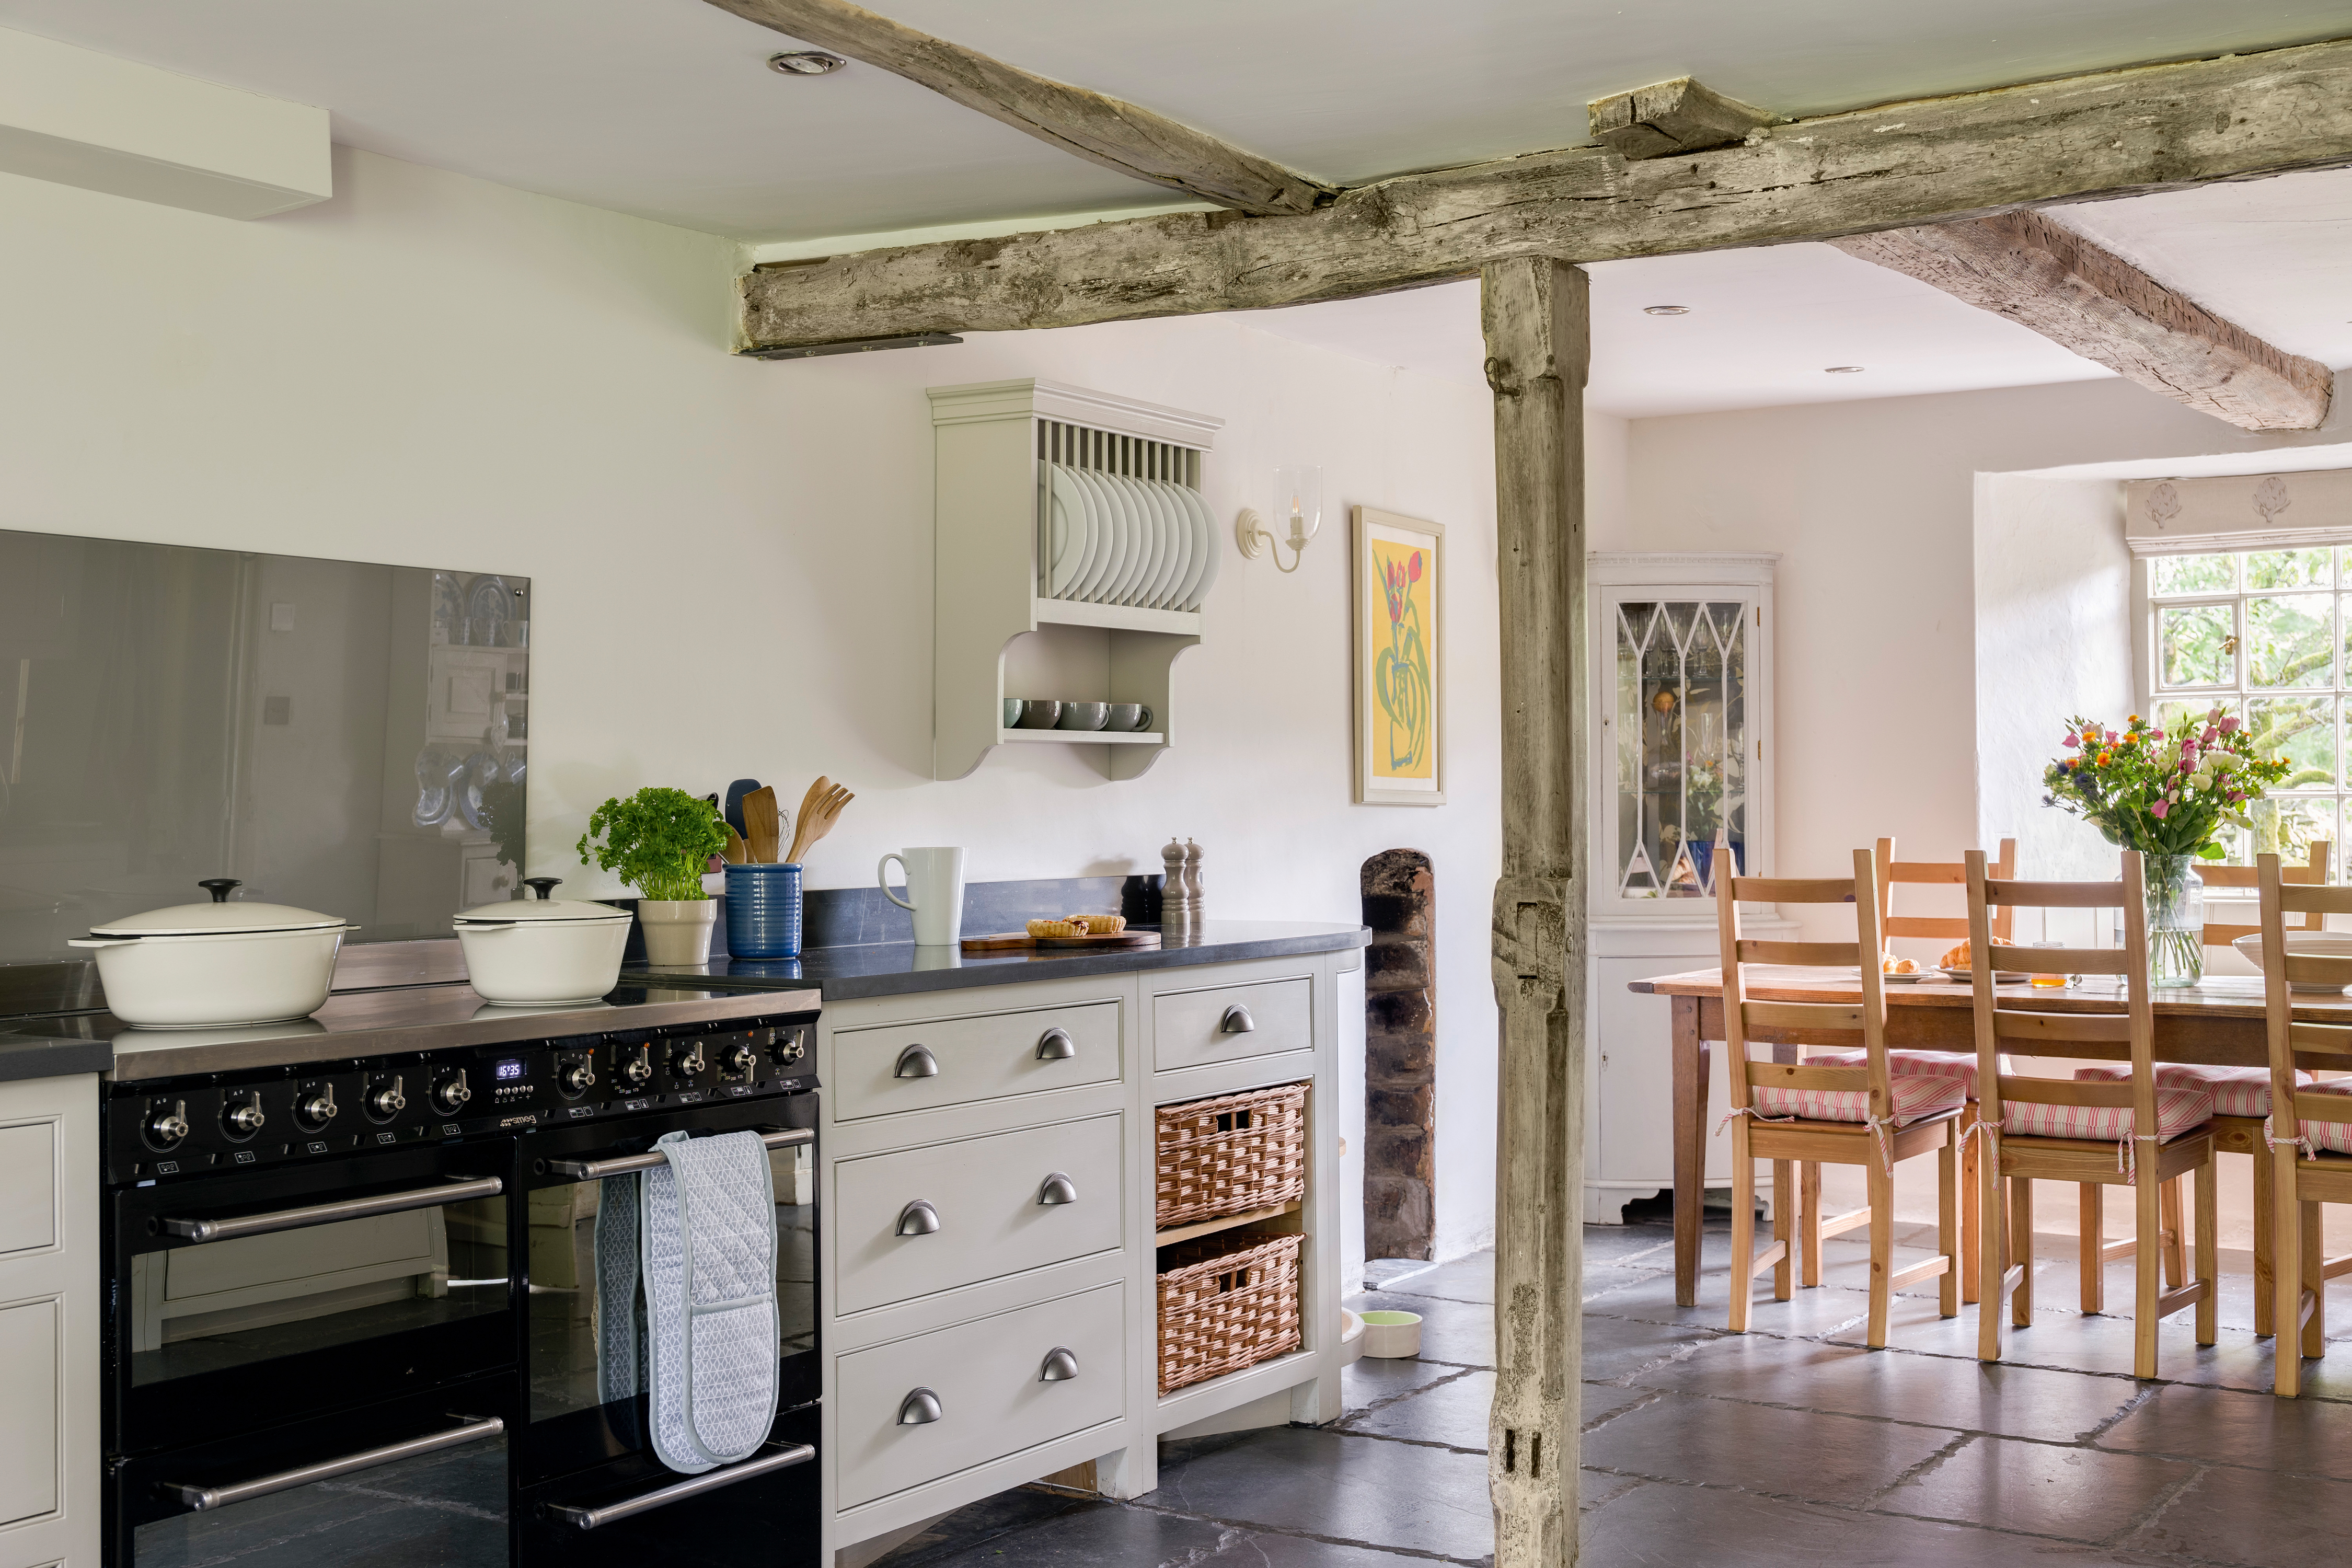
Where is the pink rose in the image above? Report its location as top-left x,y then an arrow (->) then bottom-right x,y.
2152,800 -> 2171,819
2218,716 -> 2241,733
2063,733 -> 2080,748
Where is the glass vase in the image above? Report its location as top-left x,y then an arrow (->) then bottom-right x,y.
2143,852 -> 2205,988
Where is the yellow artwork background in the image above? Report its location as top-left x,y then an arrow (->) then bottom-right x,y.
1367,535 -> 1436,780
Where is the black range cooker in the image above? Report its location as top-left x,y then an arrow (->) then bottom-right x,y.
9,969 -> 826,1568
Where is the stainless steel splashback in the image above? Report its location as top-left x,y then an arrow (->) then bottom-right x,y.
0,530 -> 529,963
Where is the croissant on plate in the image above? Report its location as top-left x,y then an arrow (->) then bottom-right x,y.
1938,937 -> 2013,970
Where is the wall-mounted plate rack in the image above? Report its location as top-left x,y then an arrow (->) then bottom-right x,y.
928,378 -> 1223,781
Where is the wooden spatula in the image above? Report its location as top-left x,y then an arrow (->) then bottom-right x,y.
742,786 -> 782,864
786,780 -> 854,866
722,824 -> 749,864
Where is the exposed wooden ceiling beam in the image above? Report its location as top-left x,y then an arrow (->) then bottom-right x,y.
1587,77 -> 1776,160
741,38 -> 2352,353
702,0 -> 1332,216
1830,211 -> 2331,430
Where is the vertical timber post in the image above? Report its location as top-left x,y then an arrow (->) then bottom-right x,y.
1482,257 -> 1588,1567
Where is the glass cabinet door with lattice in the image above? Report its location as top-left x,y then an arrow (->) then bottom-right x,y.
1590,557 -> 1775,914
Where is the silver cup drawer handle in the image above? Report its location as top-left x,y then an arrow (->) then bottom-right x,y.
895,1200 -> 941,1236
1035,1028 -> 1077,1060
898,1388 -> 943,1425
1037,1172 -> 1078,1206
895,1045 -> 940,1079
1040,1347 -> 1079,1382
1219,1005 -> 1255,1035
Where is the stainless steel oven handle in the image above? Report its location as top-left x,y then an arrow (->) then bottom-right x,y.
162,1415 -> 504,1511
545,1440 -> 817,1530
544,1126 -> 812,1181
158,1176 -> 506,1242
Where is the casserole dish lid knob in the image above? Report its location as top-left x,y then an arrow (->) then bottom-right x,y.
89,879 -> 347,937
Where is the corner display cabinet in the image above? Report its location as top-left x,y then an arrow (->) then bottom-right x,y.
1583,553 -> 1789,1224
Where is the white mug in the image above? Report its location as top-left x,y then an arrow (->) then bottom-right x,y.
879,847 -> 967,946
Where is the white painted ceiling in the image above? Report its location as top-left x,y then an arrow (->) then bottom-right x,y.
4,0 -> 2350,418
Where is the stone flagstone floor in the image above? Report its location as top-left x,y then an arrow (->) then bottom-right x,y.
872,1213 -> 2352,1567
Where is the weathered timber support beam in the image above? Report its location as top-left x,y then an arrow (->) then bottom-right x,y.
702,0 -> 1332,216
741,37 -> 2352,351
1483,256 -> 1587,1567
1830,211 -> 2332,431
1588,77 -> 1776,159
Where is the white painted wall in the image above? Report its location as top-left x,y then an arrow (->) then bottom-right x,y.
0,147 -> 1516,1258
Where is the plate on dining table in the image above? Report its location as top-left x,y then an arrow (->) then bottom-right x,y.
1877,969 -> 1931,984
1936,965 -> 2033,984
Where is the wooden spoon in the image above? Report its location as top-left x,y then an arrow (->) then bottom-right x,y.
787,781 -> 854,866
742,786 -> 782,864
722,824 -> 749,864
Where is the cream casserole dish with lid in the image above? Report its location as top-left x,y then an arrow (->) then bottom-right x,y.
453,877 -> 631,1005
68,877 -> 353,1028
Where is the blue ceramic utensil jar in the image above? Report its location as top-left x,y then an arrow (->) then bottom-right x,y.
724,862 -> 803,959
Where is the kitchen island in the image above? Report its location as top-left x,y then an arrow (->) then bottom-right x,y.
631,919 -> 1367,1565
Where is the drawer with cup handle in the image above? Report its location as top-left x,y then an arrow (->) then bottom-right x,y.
835,1281 -> 1125,1508
833,1001 -> 1120,1122
1152,976 -> 1311,1073
833,1113 -> 1121,1315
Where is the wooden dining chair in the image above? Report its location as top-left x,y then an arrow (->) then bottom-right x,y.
2078,840 -> 2335,1336
2255,853 -> 2352,1397
1717,847 -> 1963,1346
1966,850 -> 2219,1378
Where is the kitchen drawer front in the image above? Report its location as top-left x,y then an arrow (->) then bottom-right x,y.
834,1114 -> 1122,1316
0,1119 -> 57,1255
1152,976 -> 1312,1072
834,1001 -> 1120,1122
836,1282 -> 1124,1509
0,1295 -> 61,1526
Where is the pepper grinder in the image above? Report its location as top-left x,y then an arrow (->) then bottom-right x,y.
1162,838 -> 1195,930
1183,838 -> 1204,925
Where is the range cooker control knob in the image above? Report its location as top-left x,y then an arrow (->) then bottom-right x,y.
295,1083 -> 339,1131
144,1099 -> 190,1150
617,1050 -> 652,1090
221,1090 -> 267,1139
367,1076 -> 407,1119
431,1069 -> 471,1114
723,1043 -> 757,1079
559,1057 -> 597,1097
764,1028 -> 806,1068
668,1043 -> 705,1079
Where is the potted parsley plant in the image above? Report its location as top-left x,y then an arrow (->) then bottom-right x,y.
575,786 -> 729,965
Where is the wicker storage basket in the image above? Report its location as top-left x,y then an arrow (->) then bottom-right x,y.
1156,1230 -> 1302,1394
1154,1081 -> 1307,1229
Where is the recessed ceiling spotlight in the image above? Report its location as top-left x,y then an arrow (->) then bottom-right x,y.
1824,365 -> 1865,374
1643,305 -> 1691,316
768,50 -> 847,75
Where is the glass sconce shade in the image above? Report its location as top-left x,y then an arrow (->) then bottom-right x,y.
1274,466 -> 1323,550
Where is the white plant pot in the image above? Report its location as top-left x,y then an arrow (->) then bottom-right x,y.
637,899 -> 718,965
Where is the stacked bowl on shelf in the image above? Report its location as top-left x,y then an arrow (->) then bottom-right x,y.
1043,463 -> 1221,611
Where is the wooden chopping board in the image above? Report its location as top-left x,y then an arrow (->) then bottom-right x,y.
961,929 -> 1162,952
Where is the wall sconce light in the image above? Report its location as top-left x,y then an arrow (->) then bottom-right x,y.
1235,466 -> 1323,573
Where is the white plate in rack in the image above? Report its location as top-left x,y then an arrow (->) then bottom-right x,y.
1099,469 -> 1151,604
1147,479 -> 1193,609
1117,474 -> 1174,608
1172,483 -> 1218,609
1045,466 -> 1088,597
1067,466 -> 1125,603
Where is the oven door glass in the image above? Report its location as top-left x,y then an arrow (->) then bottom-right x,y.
113,1147 -> 516,1448
522,1129 -> 816,1477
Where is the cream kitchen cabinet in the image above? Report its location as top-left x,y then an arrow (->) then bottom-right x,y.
811,944 -> 1354,1564
0,1075 -> 99,1568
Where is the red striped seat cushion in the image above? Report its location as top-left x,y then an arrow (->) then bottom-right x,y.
1999,1086 -> 2214,1144
2074,1063 -> 2296,1119
1750,1070 -> 1965,1127
1803,1048 -> 2003,1096
2297,1078 -> 2352,1156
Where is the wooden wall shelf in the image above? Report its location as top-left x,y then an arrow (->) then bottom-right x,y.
928,378 -> 1223,782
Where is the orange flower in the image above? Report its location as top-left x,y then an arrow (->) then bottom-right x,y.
2096,751 -> 2113,766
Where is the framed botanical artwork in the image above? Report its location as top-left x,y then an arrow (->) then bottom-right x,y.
1353,506 -> 1445,805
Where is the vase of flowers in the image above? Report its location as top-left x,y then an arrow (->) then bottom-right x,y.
2042,708 -> 2289,987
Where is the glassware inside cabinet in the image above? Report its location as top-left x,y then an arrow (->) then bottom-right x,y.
1615,598 -> 1748,899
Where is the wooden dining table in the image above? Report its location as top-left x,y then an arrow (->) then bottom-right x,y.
1627,965 -> 2352,1307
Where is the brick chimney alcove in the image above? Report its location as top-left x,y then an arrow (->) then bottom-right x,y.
1362,849 -> 1436,1261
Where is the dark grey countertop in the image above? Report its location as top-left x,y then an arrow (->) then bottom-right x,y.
625,919 -> 1369,1002
0,1033 -> 115,1083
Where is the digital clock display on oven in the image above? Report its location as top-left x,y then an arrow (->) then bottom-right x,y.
494,1057 -> 526,1082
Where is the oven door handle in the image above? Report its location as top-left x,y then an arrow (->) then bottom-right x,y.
157,1175 -> 506,1242
545,1439 -> 817,1530
161,1414 -> 504,1511
542,1126 -> 812,1181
